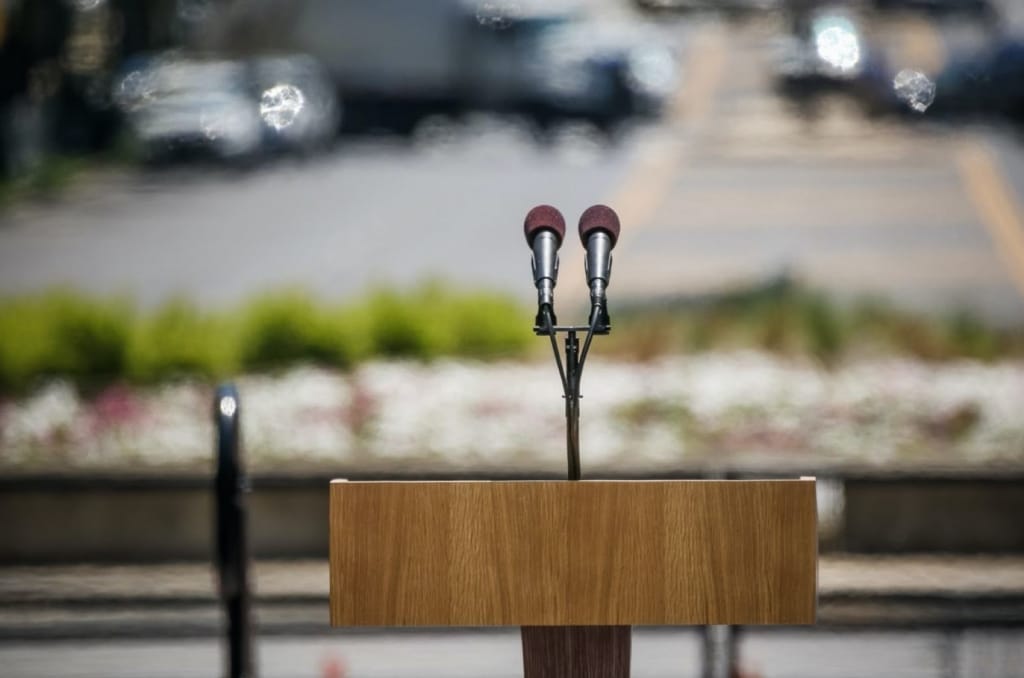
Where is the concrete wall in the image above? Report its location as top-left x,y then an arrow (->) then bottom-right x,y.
0,480 -> 328,563
2,473 -> 1023,563
843,479 -> 1024,553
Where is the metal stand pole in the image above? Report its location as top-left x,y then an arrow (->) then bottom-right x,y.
538,313 -> 602,482
215,384 -> 255,678
525,310 -> 627,675
701,625 -> 737,678
564,330 -> 581,481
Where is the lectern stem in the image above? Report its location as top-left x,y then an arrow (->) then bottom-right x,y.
565,330 -> 581,481
521,625 -> 631,678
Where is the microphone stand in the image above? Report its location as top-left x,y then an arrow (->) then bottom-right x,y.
537,306 -> 607,481
527,295 -> 629,678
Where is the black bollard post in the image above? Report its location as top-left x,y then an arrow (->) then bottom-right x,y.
214,384 -> 255,678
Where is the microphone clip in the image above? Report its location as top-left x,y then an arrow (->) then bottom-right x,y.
534,305 -> 557,335
588,304 -> 611,335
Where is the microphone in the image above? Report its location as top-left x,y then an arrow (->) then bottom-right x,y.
524,204 -> 566,328
578,204 -> 620,330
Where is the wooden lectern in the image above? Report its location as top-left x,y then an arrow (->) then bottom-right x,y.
329,478 -> 817,676
325,205 -> 817,674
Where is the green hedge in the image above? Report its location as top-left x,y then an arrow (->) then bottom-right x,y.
0,291 -> 132,389
128,299 -> 239,383
0,286 -> 534,394
1,282 -> 1021,394
606,279 -> 1024,365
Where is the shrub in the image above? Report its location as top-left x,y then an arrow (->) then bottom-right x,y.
0,285 -> 535,392
799,294 -> 845,364
443,291 -> 533,359
127,299 -> 238,383
363,285 -> 454,359
323,305 -> 375,367
609,280 -> 1024,365
1,281 -> 1020,394
48,293 -> 132,383
944,311 -> 999,362
238,290 -> 374,370
0,291 -> 132,392
241,291 -> 331,369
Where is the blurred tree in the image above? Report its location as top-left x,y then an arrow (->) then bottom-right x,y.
57,1 -> 122,153
111,0 -> 181,57
0,0 -> 72,177
0,0 -> 201,177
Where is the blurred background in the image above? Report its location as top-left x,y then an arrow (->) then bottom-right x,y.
1,0 -> 1024,676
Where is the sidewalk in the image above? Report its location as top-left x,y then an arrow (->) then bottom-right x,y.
1,556 -> 1022,639
5,556 -> 1024,603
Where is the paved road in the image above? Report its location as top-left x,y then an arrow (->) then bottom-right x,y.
586,12 -> 1024,324
5,555 -> 1023,639
2,555 -> 1022,677
0,128 -> 636,310
2,14 -> 1024,323
2,628 -> 1023,678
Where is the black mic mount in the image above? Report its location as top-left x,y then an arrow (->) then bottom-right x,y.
525,204 -> 620,481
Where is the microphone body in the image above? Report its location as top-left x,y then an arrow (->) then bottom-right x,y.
584,230 -> 613,307
532,230 -> 560,311
578,205 -> 620,331
524,205 -> 566,329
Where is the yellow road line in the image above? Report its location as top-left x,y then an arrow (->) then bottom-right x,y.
670,24 -> 728,122
956,140 -> 1024,301
559,24 -> 729,305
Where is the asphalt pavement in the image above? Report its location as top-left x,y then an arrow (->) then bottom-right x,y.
2,556 -> 1023,676
0,129 -> 633,310
583,13 -> 1024,324
3,629 -> 1024,678
3,556 -> 1024,639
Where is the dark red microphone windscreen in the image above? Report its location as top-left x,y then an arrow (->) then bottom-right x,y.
578,204 -> 620,247
524,205 -> 566,246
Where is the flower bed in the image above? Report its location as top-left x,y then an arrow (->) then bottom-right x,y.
2,352 -> 1021,474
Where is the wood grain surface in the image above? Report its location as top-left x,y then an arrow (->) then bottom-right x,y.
329,480 -> 817,626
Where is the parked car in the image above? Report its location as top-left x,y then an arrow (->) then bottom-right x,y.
114,52 -> 340,163
116,57 -> 263,164
458,10 -> 677,124
930,38 -> 1024,123
526,19 -> 678,122
871,0 -> 993,17
214,0 -> 677,131
633,0 -> 781,14
773,7 -> 894,115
